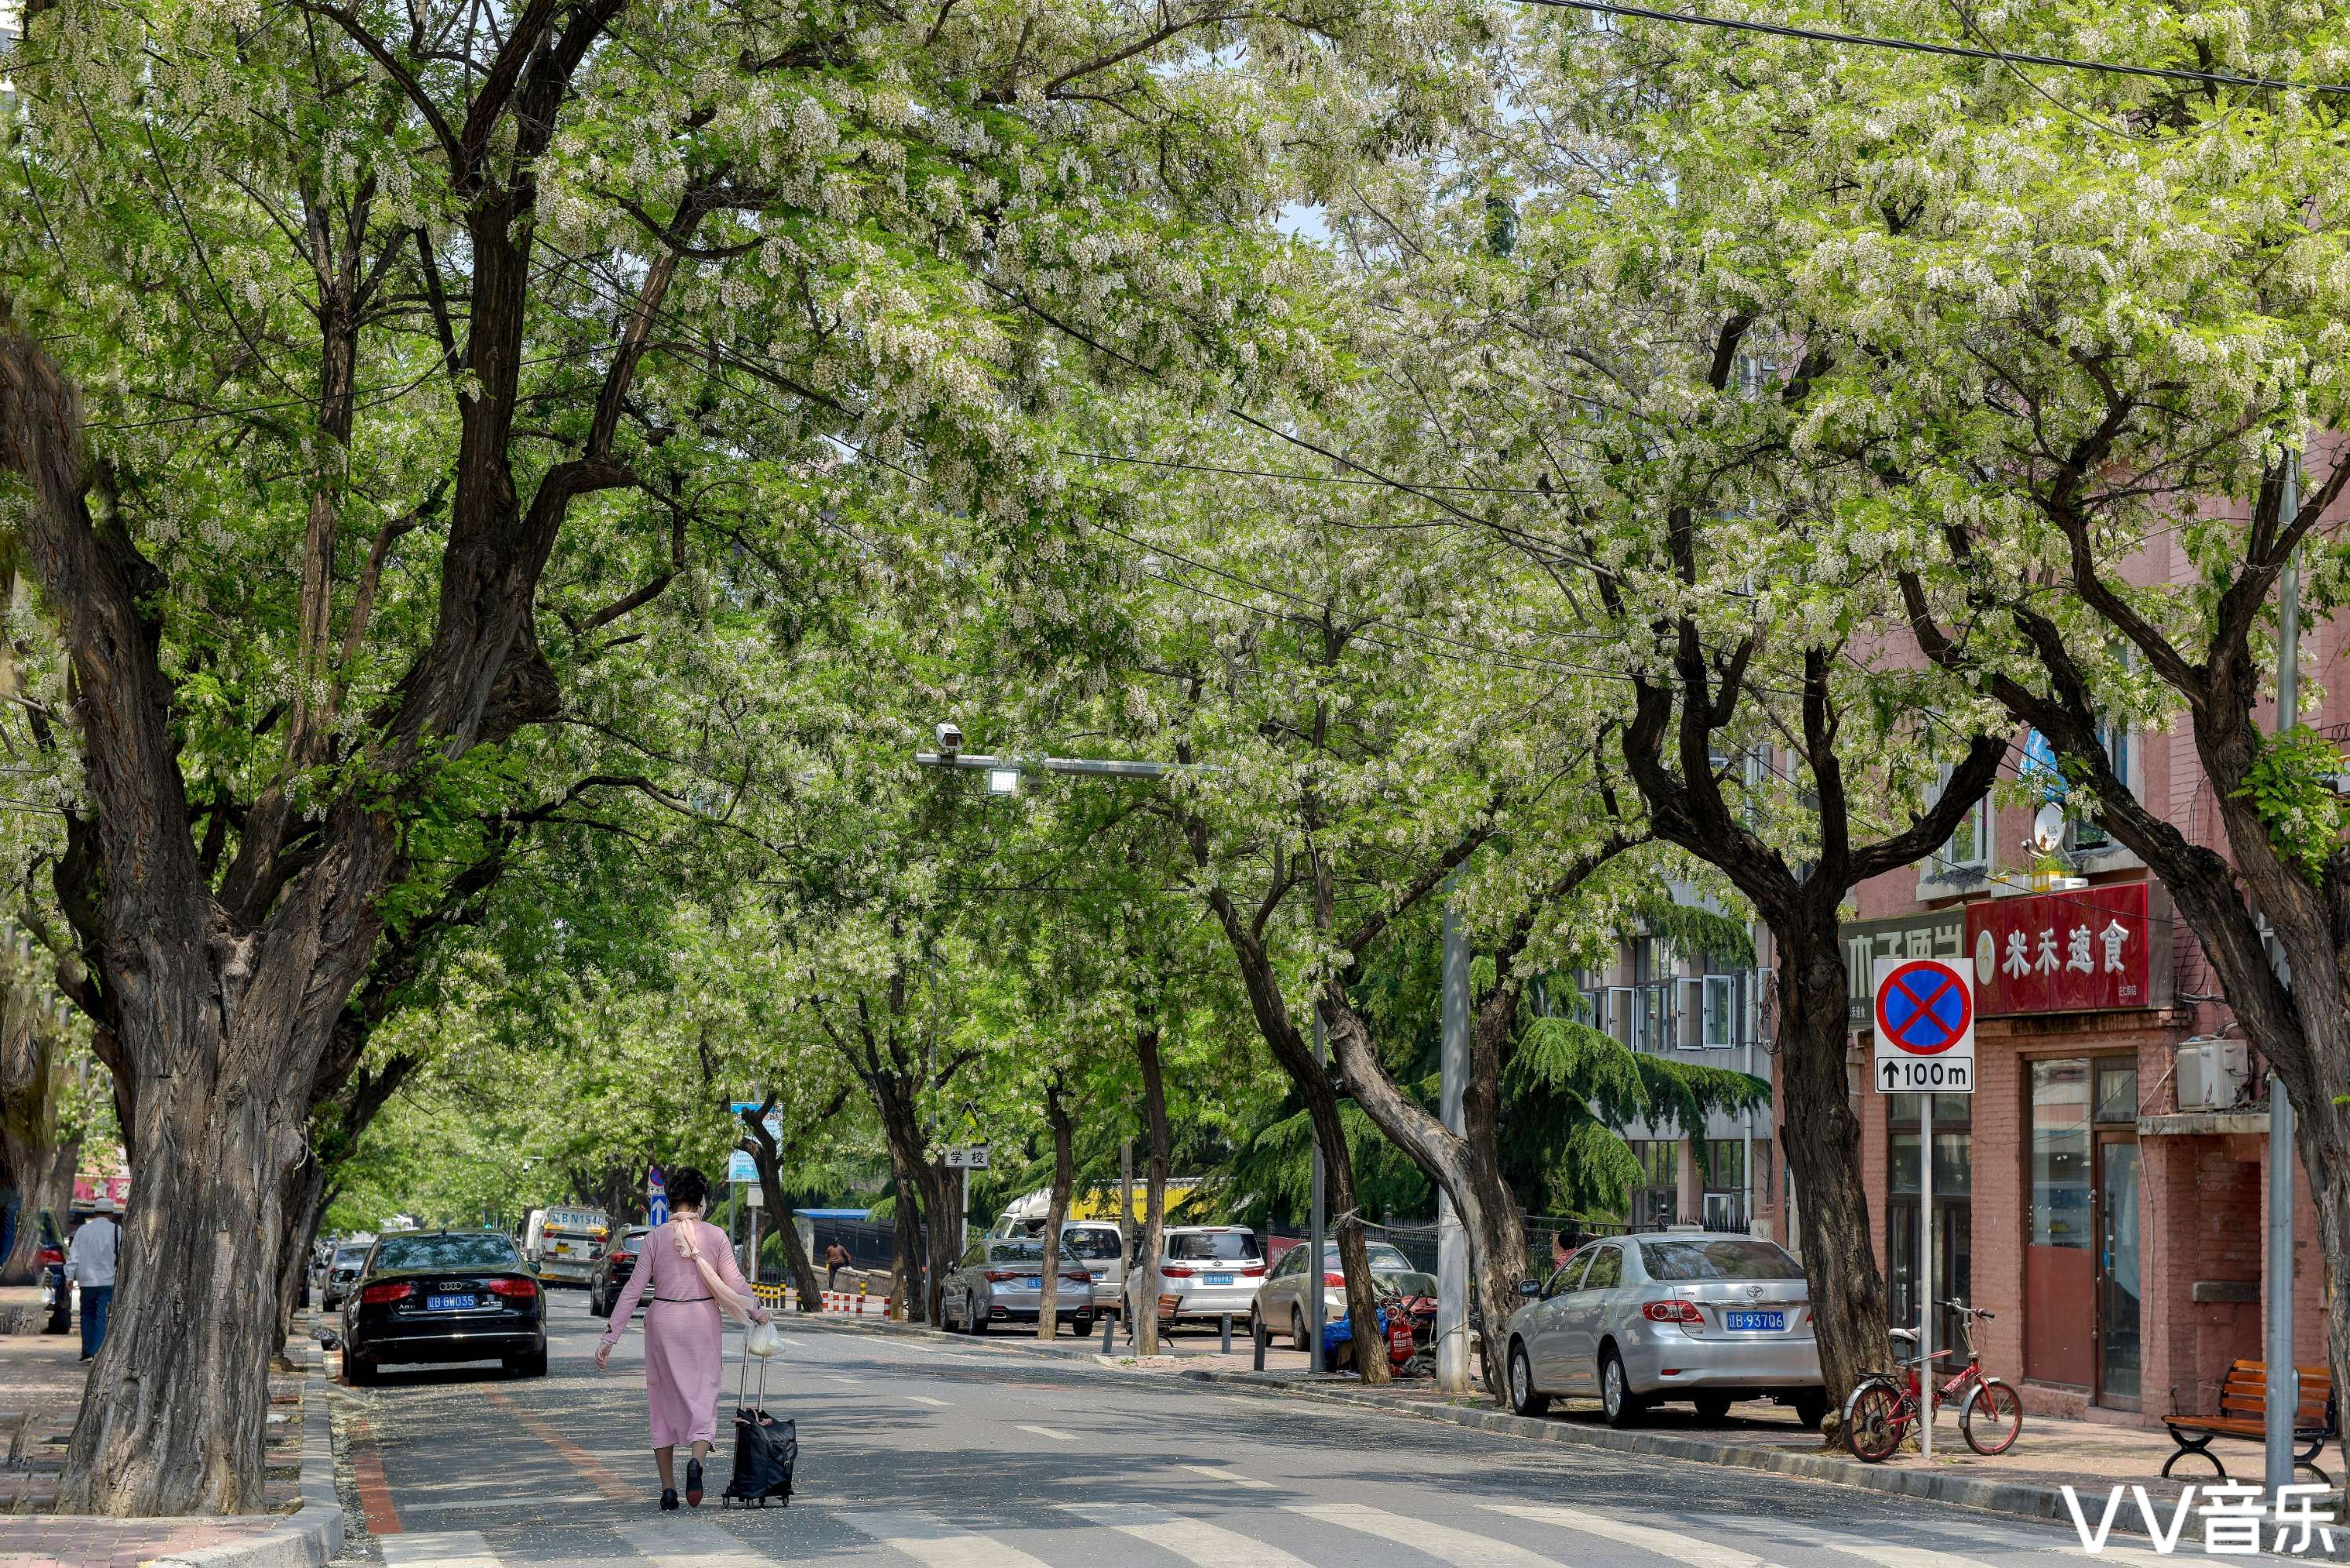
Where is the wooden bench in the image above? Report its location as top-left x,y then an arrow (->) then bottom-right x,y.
2162,1359 -> 2337,1483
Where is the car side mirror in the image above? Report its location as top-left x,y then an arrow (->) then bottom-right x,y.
1517,1278 -> 1543,1298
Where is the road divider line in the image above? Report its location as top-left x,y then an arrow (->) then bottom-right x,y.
398,1494 -> 605,1513
1288,1503 -> 1565,1568
1693,1514 -> 2006,1568
905,1394 -> 952,1406
346,1414 -> 403,1537
843,1508 -> 1055,1568
1484,1502 -> 1779,1568
377,1530 -> 503,1568
1180,1465 -> 1273,1490
1060,1501 -> 1310,1567
1015,1425 -> 1078,1441
615,1519 -> 774,1568
484,1389 -> 637,1502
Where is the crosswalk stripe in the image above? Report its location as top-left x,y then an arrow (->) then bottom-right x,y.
614,1519 -> 773,1568
843,1508 -> 1056,1568
1484,1503 -> 1775,1568
398,1494 -> 604,1513
905,1394 -> 952,1406
1016,1424 -> 1079,1441
1694,1513 -> 2005,1568
378,1531 -> 502,1568
1182,1465 -> 1273,1490
1288,1502 -> 1564,1567
1061,1501 -> 1311,1567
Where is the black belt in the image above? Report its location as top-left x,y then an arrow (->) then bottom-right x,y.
653,1294 -> 713,1303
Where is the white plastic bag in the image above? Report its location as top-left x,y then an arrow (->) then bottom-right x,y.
746,1319 -> 785,1359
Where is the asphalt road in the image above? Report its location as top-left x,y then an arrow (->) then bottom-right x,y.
329,1292 -> 2243,1567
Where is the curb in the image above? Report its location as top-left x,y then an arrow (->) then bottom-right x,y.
146,1346 -> 343,1568
776,1308 -> 1117,1362
1178,1370 -> 2082,1526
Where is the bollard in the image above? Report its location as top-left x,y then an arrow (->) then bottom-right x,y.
1221,1313 -> 1233,1355
1253,1318 -> 1266,1372
1101,1310 -> 1116,1353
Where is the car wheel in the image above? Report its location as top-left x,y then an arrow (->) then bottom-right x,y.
506,1346 -> 549,1377
1693,1393 -> 1733,1423
969,1300 -> 988,1335
1792,1391 -> 1831,1432
1508,1341 -> 1550,1417
1073,1314 -> 1095,1339
1291,1307 -> 1310,1353
1600,1348 -> 1646,1428
346,1355 -> 376,1387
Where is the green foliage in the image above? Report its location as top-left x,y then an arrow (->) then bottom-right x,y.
2232,726 -> 2348,887
1629,898 -> 1754,969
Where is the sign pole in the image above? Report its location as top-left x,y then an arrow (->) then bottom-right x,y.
1920,1090 -> 1934,1466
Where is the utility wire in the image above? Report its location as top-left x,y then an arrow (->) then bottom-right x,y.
1525,0 -> 2350,97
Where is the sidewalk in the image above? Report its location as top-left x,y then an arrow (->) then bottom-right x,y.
0,1301 -> 340,1568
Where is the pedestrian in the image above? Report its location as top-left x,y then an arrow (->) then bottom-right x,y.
823,1240 -> 850,1290
594,1167 -> 770,1510
70,1200 -> 120,1361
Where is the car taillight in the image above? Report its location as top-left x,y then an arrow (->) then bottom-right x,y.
1063,1271 -> 1091,1283
1160,1265 -> 1194,1277
1240,1264 -> 1266,1276
487,1278 -> 539,1300
1324,1272 -> 1346,1287
983,1269 -> 1020,1283
37,1247 -> 61,1267
1644,1300 -> 1705,1325
360,1282 -> 413,1305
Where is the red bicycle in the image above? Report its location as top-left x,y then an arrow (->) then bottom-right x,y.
1843,1300 -> 2023,1461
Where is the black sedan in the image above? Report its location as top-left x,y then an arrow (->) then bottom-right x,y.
338,1230 -> 547,1383
588,1225 -> 651,1319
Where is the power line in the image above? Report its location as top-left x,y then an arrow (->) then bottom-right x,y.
1524,0 -> 2350,97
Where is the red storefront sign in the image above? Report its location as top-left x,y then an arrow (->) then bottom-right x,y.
1965,881 -> 2169,1015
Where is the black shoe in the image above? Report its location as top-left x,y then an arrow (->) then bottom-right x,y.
659,1489 -> 678,1512
685,1459 -> 703,1508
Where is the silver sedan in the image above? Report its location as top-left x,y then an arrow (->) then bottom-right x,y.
1502,1232 -> 1828,1429
940,1237 -> 1098,1335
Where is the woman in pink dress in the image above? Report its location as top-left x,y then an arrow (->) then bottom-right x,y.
594,1167 -> 770,1508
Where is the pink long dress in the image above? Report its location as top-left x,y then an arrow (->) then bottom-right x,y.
601,1215 -> 764,1448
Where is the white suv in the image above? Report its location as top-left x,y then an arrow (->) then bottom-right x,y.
1136,1226 -> 1266,1327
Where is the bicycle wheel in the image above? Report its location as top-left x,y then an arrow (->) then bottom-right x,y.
1843,1378 -> 1907,1464
1961,1377 -> 2024,1456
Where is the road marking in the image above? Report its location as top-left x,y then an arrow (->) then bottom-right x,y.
843,1508 -> 1055,1568
345,1414 -> 402,1536
1484,1503 -> 1777,1568
614,1519 -> 773,1568
378,1531 -> 502,1568
1288,1503 -> 1564,1567
1182,1464 -> 1273,1490
904,1394 -> 952,1406
398,1494 -> 605,1513
1061,1502 -> 1309,1567
483,1389 -> 637,1502
1016,1424 -> 1078,1441
1696,1515 -> 2003,1568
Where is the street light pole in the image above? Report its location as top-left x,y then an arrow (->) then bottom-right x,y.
1436,887 -> 1469,1393
2268,451 -> 2301,1499
1309,1011 -> 1328,1376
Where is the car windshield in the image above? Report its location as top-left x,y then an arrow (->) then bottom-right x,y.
1317,1244 -> 1415,1272
1638,1238 -> 1806,1282
989,1242 -> 1047,1263
372,1234 -> 523,1273
1060,1229 -> 1122,1260
332,1247 -> 369,1268
1168,1232 -> 1260,1261
618,1229 -> 649,1247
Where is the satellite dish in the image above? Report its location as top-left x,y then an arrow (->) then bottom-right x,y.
2031,802 -> 2066,854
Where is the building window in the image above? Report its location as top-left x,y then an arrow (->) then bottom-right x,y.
1930,763 -> 1989,875
1704,975 -> 1735,1047
1701,1140 -> 1746,1229
2069,725 -> 2134,852
1625,1139 -> 1678,1228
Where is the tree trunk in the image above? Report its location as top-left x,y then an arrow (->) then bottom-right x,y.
927,1153 -> 961,1328
1773,915 -> 1888,1409
1037,1078 -> 1073,1340
739,1097 -> 830,1312
1134,1024 -> 1171,1356
271,1156 -> 329,1367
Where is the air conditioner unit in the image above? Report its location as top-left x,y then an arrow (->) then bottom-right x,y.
2176,1037 -> 2250,1112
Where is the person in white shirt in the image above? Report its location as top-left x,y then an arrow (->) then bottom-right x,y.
69,1200 -> 120,1362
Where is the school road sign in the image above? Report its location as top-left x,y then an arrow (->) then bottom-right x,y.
1872,956 -> 1975,1094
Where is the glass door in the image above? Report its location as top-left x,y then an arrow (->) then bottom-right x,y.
2097,1136 -> 2143,1408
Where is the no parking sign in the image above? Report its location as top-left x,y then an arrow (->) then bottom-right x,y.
1872,956 -> 1975,1094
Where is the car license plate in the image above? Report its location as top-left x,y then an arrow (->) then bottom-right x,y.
1724,1310 -> 1784,1331
1206,1272 -> 1234,1285
427,1294 -> 478,1312
1019,1278 -> 1042,1290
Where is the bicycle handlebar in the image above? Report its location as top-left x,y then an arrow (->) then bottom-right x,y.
1937,1299 -> 1993,1319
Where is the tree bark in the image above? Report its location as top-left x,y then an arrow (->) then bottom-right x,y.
739,1094 -> 830,1312
1133,1022 -> 1171,1356
1037,1076 -> 1073,1340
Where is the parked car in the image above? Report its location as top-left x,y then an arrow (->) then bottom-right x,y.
1502,1232 -> 1827,1429
940,1236 -> 1097,1336
1057,1222 -> 1126,1315
588,1225 -> 652,1319
35,1210 -> 66,1323
1134,1225 -> 1266,1327
320,1240 -> 374,1311
336,1229 -> 547,1384
1249,1240 -> 1435,1349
